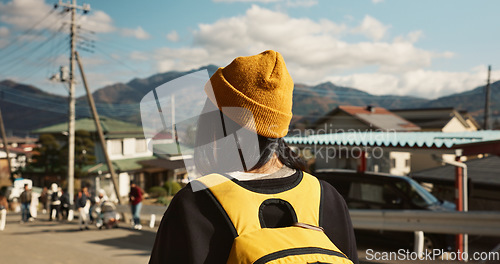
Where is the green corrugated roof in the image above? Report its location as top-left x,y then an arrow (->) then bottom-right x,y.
84,156 -> 157,174
285,131 -> 500,149
33,117 -> 144,138
152,142 -> 194,155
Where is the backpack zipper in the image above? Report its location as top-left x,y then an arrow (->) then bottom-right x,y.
253,247 -> 349,264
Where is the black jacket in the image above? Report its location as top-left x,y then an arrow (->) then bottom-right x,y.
149,170 -> 359,264
20,190 -> 32,204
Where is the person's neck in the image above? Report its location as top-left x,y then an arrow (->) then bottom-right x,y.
246,154 -> 284,174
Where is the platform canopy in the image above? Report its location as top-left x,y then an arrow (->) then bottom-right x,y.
285,130 -> 500,156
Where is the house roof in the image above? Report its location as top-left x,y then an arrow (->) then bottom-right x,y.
285,130 -> 500,155
32,117 -> 144,139
5,136 -> 37,144
84,156 -> 157,174
151,142 -> 194,155
411,155 -> 500,186
391,107 -> 478,130
138,158 -> 191,171
314,105 -> 420,131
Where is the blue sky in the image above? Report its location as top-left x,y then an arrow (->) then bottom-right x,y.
0,0 -> 498,98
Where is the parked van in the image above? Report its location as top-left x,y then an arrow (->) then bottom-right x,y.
314,169 -> 455,251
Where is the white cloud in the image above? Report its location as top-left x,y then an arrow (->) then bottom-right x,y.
137,5 -> 449,85
326,66 -> 500,99
394,30 -> 423,43
166,30 -> 180,42
351,15 -> 390,41
213,0 -> 317,6
213,0 -> 280,3
130,51 -> 150,61
285,0 -> 318,7
0,26 -> 10,37
120,26 -> 151,40
0,26 -> 9,48
79,10 -> 115,33
0,0 -> 146,40
0,0 -> 54,30
0,0 -> 114,34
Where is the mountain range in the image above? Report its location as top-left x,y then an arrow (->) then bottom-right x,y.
0,65 -> 498,136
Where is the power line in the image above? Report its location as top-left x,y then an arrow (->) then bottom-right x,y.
0,8 -> 57,52
0,11 -> 68,65
0,18 -> 68,75
17,38 -> 70,83
94,46 -> 140,73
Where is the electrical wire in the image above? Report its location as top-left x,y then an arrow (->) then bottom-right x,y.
93,46 -> 140,73
0,24 -> 67,78
17,37 -> 69,83
0,8 -> 57,52
0,11 -> 68,67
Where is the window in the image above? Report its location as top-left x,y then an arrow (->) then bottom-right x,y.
347,182 -> 403,209
390,158 -> 396,168
110,140 -> 123,155
405,159 -> 410,168
135,139 -> 147,153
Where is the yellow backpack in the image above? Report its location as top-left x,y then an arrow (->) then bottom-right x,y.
194,172 -> 354,264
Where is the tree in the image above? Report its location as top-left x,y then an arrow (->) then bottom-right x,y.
32,134 -> 62,174
60,130 -> 96,178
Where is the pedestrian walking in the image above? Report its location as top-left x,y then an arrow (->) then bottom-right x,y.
39,186 -> 48,214
49,183 -> 62,221
76,187 -> 90,230
93,189 -> 108,229
149,51 -> 358,264
19,184 -> 31,223
60,189 -> 70,220
129,181 -> 143,230
0,192 -> 8,231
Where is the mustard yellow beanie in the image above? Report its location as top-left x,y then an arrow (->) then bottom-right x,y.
207,50 -> 294,138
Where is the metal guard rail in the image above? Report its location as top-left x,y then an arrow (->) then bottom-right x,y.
349,210 -> 500,236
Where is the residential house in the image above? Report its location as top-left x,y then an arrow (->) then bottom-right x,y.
306,105 -> 420,175
31,117 -> 169,200
0,136 -> 37,186
391,107 -> 480,132
391,108 -> 481,171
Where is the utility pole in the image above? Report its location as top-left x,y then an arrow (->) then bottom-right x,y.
54,0 -> 90,221
484,65 -> 491,130
0,107 -> 13,182
75,51 -> 125,206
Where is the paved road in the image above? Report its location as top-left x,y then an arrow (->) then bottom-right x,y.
0,212 -> 156,264
1,211 -> 499,264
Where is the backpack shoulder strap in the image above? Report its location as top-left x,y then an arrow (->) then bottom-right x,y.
194,171 -> 322,237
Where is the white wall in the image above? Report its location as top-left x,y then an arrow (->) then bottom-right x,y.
442,117 -> 470,132
119,172 -> 131,198
107,138 -> 152,161
389,151 -> 411,176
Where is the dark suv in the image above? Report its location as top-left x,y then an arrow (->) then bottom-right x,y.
314,169 -> 455,251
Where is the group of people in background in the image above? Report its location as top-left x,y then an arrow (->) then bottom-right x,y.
0,181 -> 144,231
39,183 -> 71,221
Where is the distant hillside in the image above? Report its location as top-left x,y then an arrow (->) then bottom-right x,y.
1,67 -> 498,136
0,80 -> 69,133
422,81 -> 500,122
291,82 -> 428,125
